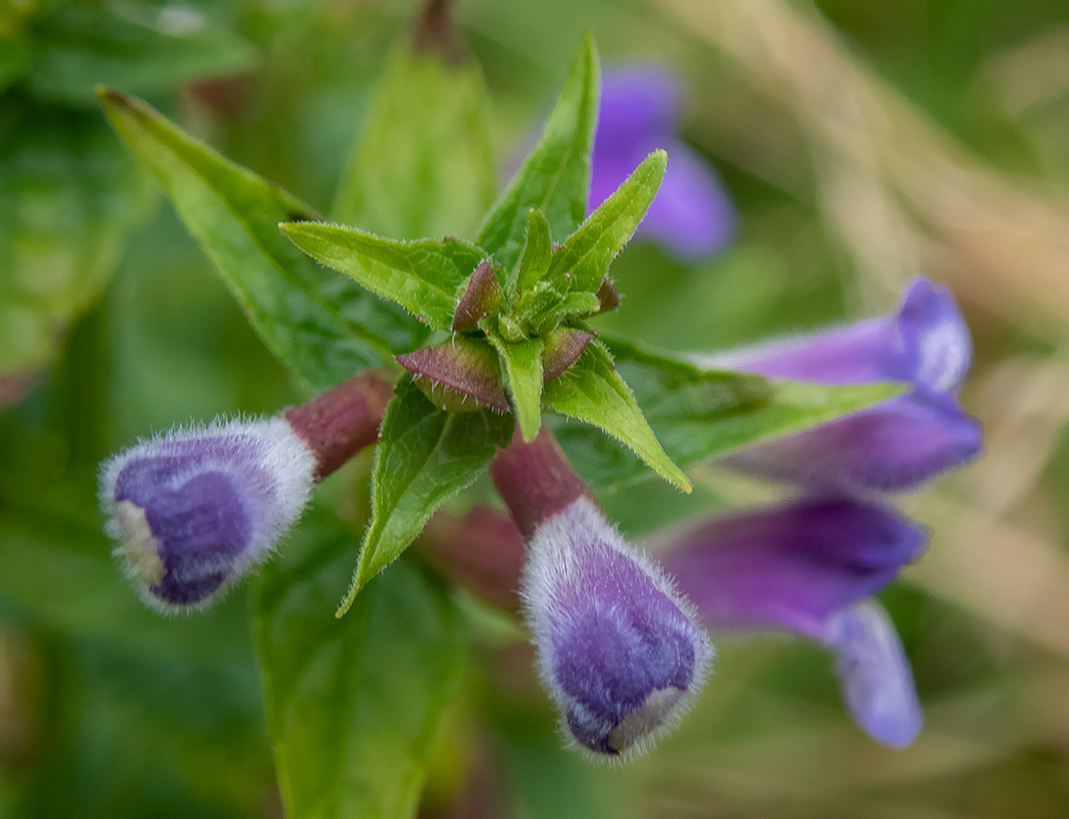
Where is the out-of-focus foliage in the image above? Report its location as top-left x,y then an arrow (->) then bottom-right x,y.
0,0 -> 254,402
4,0 -> 1069,817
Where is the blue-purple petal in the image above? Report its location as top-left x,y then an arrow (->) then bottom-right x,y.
823,601 -> 924,748
897,278 -> 972,394
701,278 -> 971,392
597,66 -> 682,152
589,65 -> 735,260
659,497 -> 927,638
723,390 -> 982,492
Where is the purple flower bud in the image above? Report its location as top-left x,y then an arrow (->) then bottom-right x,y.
659,497 -> 925,746
823,600 -> 923,749
702,277 -> 982,491
523,497 -> 712,759
592,66 -> 735,260
100,417 -> 316,612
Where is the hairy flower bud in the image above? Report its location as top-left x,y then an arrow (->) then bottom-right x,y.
523,497 -> 712,759
100,417 -> 316,612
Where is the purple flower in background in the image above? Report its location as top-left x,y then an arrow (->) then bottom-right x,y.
700,277 -> 982,492
659,497 -> 926,747
100,417 -> 316,612
522,496 -> 713,758
591,66 -> 735,260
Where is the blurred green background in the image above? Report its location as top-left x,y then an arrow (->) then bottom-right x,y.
3,0 -> 1069,816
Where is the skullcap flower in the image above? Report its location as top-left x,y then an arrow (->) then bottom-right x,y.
700,277 -> 982,492
660,496 -> 925,747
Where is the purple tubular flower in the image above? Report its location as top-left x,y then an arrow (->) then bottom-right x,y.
591,66 -> 735,260
100,417 -> 316,613
523,496 -> 713,759
659,497 -> 925,747
701,277 -> 982,492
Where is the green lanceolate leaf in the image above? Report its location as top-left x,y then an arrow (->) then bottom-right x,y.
558,341 -> 908,489
488,334 -> 545,442
340,378 -> 514,614
332,41 -> 496,240
253,511 -> 467,819
98,89 -> 422,392
281,222 -> 484,331
514,209 -> 553,294
546,150 -> 666,294
543,341 -> 691,492
477,35 -> 598,269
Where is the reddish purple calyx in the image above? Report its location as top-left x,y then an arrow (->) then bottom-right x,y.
596,278 -> 621,314
397,337 -> 510,412
542,328 -> 593,381
453,260 -> 503,333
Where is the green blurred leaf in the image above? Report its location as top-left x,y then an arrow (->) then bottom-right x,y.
545,151 -> 666,293
332,44 -> 496,240
514,209 -> 553,294
558,342 -> 908,490
543,340 -> 691,492
280,222 -> 485,331
477,35 -> 598,269
488,334 -> 544,442
26,2 -> 254,105
0,100 -> 154,386
253,513 -> 467,819
0,36 -> 29,92
341,378 -> 513,612
98,89 -> 423,392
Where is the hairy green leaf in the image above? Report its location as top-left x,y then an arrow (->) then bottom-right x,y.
542,341 -> 691,492
489,334 -> 545,442
546,151 -> 666,293
254,511 -> 467,819
332,43 -> 496,240
98,89 -> 422,392
340,379 -> 513,613
281,222 -> 485,331
477,36 -> 598,269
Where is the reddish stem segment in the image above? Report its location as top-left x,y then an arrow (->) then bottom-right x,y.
489,426 -> 596,539
419,507 -> 526,614
283,371 -> 395,480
